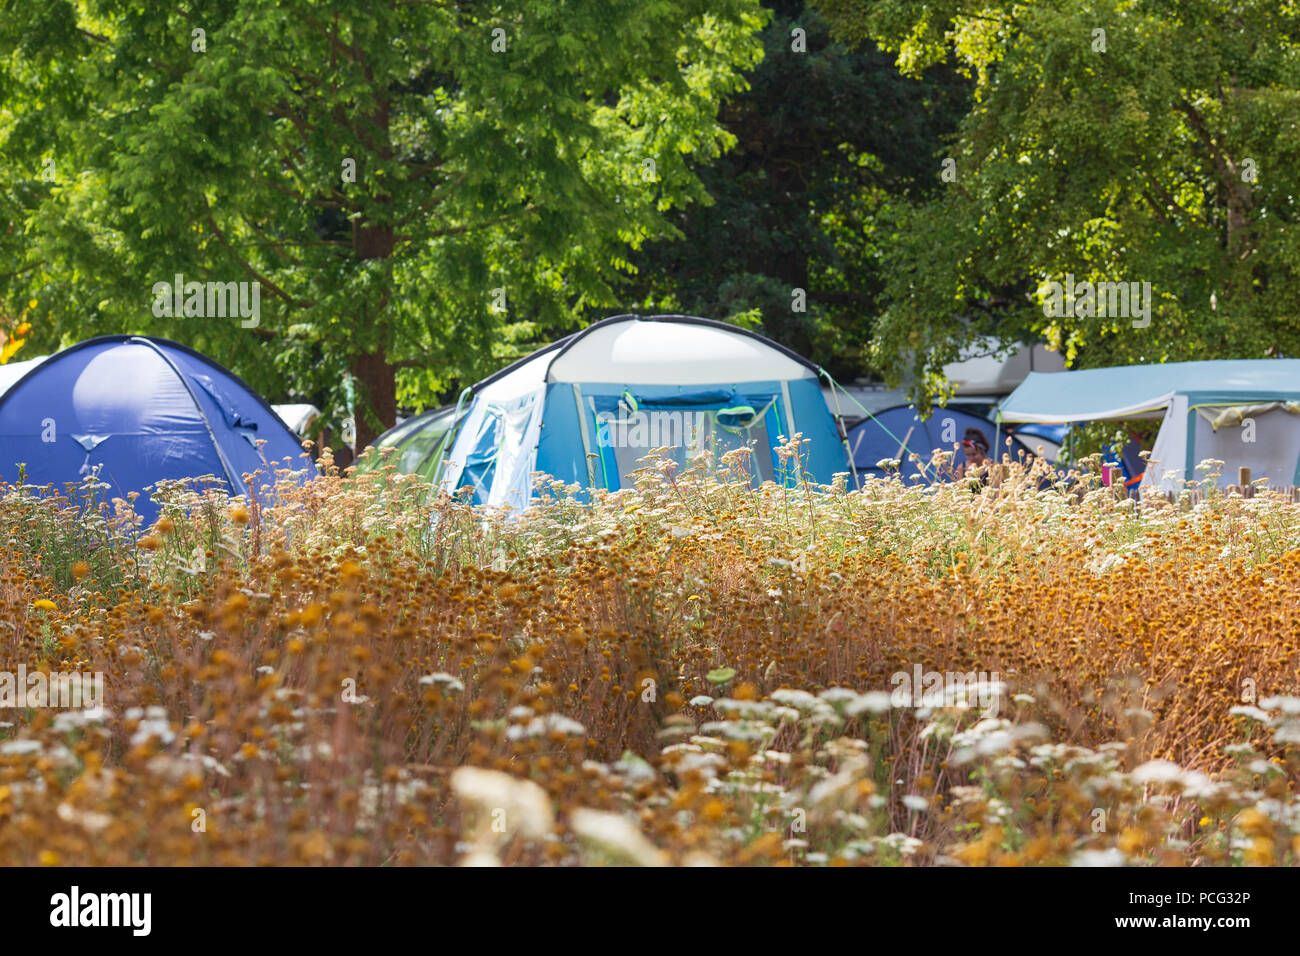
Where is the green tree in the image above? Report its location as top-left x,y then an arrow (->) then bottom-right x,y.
0,0 -> 766,447
819,0 -> 1300,407
624,0 -> 969,382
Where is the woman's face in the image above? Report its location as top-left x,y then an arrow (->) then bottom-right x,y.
965,442 -> 986,466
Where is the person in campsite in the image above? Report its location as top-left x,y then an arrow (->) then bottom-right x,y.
954,427 -> 990,481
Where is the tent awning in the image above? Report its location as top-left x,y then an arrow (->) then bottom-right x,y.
998,359 -> 1300,424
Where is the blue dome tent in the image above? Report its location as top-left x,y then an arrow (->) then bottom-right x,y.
0,335 -> 314,520
847,404 -> 1038,485
438,314 -> 850,509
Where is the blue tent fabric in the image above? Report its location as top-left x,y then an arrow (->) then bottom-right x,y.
847,405 -> 1036,484
0,336 -> 314,521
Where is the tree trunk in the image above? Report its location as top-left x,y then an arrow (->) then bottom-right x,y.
347,98 -> 397,455
351,345 -> 397,453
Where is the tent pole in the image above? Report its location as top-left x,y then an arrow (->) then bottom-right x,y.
820,368 -> 860,489
994,410 -> 1001,467
817,368 -> 946,483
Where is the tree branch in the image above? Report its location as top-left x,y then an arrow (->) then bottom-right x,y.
204,211 -> 315,308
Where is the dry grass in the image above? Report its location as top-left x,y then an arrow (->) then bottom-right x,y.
2,442 -> 1300,865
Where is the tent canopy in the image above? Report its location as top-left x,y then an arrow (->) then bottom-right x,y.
0,336 -> 313,520
998,358 -> 1300,491
1000,359 -> 1300,423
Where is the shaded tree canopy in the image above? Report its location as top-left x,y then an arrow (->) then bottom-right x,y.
623,0 -> 970,384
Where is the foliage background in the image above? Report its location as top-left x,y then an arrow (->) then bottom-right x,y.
5,0 -> 1298,443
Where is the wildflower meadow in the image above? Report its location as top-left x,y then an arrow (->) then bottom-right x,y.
3,442 -> 1299,868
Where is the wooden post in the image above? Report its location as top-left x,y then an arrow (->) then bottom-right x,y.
1239,467 -> 1252,498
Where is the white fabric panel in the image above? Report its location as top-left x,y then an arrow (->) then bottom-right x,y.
487,387 -> 546,510
939,338 -> 1067,397
438,399 -> 491,494
547,319 -> 814,384
573,385 -> 596,486
1196,402 -> 1300,429
1141,401 -> 1179,491
271,403 -> 320,434
0,355 -> 47,397
1142,397 -> 1187,492
780,380 -> 796,437
1192,405 -> 1300,489
477,352 -> 551,404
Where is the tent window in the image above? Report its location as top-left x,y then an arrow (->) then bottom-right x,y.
590,392 -> 778,488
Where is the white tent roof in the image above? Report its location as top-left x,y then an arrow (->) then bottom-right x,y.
475,315 -> 818,403
476,348 -> 556,403
548,315 -> 815,385
942,340 -> 1065,395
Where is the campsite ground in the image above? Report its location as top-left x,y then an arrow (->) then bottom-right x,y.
2,448 -> 1299,866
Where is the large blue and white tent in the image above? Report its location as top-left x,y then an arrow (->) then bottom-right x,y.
999,359 -> 1300,491
439,314 -> 849,508
0,335 -> 314,519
